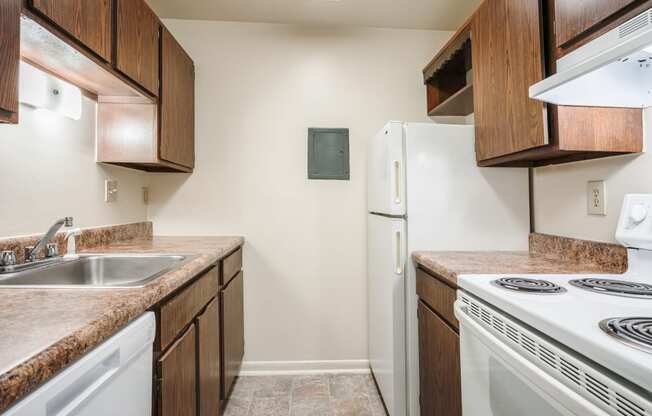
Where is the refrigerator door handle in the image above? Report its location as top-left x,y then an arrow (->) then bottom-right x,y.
394,229 -> 403,275
393,160 -> 401,205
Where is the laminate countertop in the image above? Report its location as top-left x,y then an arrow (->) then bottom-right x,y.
0,236 -> 244,413
412,251 -> 622,287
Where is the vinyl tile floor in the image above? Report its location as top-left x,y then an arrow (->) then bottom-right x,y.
223,374 -> 388,416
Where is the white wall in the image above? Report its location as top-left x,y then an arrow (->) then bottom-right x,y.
0,97 -> 148,236
147,19 -> 451,367
533,109 -> 651,243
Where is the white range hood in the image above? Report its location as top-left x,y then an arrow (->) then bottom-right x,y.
530,8 -> 652,108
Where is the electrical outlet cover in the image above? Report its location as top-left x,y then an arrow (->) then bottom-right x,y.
105,180 -> 118,203
587,180 -> 606,216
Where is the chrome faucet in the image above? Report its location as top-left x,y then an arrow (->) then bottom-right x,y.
25,217 -> 73,262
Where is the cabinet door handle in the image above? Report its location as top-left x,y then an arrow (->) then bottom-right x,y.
395,230 -> 403,275
393,160 -> 401,205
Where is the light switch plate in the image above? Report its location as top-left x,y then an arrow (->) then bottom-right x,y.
105,179 -> 118,203
587,180 -> 606,216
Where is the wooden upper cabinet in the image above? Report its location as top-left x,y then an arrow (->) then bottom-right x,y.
30,0 -> 112,62
160,28 -> 195,169
418,301 -> 462,416
471,0 -> 548,161
0,0 -> 20,124
555,0 -> 639,47
115,0 -> 160,96
158,324 -> 198,416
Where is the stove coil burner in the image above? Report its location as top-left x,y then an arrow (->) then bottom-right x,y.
600,317 -> 652,353
491,277 -> 566,294
570,279 -> 652,298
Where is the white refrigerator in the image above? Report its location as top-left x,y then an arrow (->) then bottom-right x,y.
367,121 -> 530,416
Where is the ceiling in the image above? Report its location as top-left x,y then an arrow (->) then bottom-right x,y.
145,0 -> 481,31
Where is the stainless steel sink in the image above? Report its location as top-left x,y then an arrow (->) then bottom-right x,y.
0,254 -> 193,288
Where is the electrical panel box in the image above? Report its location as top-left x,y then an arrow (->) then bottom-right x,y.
307,128 -> 350,180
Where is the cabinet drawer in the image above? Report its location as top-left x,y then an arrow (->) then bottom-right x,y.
221,247 -> 242,286
416,268 -> 458,330
160,267 -> 218,351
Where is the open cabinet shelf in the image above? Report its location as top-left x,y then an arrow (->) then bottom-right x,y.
423,24 -> 473,117
428,83 -> 473,117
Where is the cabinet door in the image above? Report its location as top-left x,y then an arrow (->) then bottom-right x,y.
221,271 -> 244,398
197,298 -> 221,416
160,27 -> 195,169
418,301 -> 461,416
0,0 -> 20,124
471,0 -> 548,162
115,0 -> 159,96
158,324 -> 197,416
555,0 -> 638,47
30,0 -> 112,61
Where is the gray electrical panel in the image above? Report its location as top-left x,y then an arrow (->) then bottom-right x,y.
307,128 -> 350,180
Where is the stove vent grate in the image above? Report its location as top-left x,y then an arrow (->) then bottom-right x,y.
459,294 -> 652,416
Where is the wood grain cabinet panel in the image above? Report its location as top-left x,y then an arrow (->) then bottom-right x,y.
555,0 -> 639,47
418,301 -> 462,416
222,248 -> 243,286
160,27 -> 195,169
0,0 -> 20,124
30,0 -> 113,61
158,324 -> 197,416
115,0 -> 160,96
416,269 -> 458,330
471,0 -> 548,162
197,298 -> 221,416
221,271 -> 245,398
159,268 -> 218,351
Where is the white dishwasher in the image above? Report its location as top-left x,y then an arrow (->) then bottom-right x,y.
4,312 -> 156,416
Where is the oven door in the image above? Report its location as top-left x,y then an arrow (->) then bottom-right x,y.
455,302 -> 610,416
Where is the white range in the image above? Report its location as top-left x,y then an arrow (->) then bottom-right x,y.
456,194 -> 652,416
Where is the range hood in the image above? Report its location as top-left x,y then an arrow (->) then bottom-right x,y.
530,8 -> 652,108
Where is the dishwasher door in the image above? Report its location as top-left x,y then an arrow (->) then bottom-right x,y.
4,312 -> 156,416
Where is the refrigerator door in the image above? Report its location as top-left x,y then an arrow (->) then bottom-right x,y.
367,122 -> 406,216
402,122 -> 530,416
368,213 -> 407,416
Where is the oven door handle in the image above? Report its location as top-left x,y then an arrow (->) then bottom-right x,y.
454,302 -> 611,416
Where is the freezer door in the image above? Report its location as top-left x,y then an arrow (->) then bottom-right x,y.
368,213 -> 406,416
367,122 -> 406,216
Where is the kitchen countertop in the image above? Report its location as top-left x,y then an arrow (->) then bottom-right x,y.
0,235 -> 244,413
412,251 -> 620,287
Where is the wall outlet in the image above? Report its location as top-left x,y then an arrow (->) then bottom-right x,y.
142,187 -> 149,205
105,179 -> 118,203
587,180 -> 606,216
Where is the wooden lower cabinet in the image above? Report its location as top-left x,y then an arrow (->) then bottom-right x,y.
197,298 -> 221,416
418,301 -> 462,416
155,250 -> 244,415
158,324 -> 197,416
221,271 -> 245,398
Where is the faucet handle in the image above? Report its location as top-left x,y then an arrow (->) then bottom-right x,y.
0,251 -> 16,267
64,217 -> 74,227
45,243 -> 59,258
24,246 -> 36,263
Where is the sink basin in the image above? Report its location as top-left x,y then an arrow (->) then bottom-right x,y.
0,254 -> 193,288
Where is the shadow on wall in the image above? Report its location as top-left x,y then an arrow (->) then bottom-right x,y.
147,173 -> 193,208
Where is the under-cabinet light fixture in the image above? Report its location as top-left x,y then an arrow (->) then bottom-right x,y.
19,61 -> 82,120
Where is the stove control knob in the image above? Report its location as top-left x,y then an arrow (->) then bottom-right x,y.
630,204 -> 648,225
